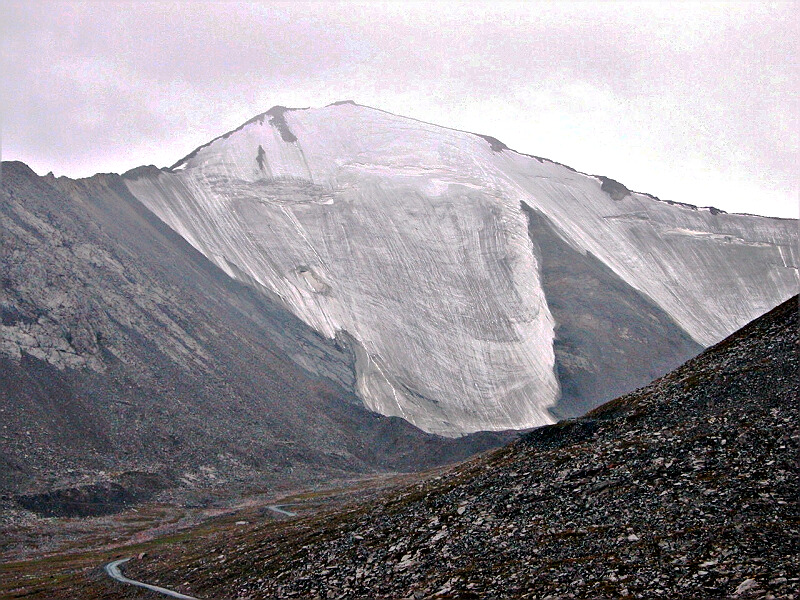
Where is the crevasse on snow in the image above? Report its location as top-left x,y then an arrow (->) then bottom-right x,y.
124,103 -> 799,436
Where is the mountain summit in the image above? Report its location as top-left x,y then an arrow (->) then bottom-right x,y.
122,102 -> 798,435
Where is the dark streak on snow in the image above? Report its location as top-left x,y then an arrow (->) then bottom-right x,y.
266,107 -> 299,143
476,134 -> 508,153
256,145 -> 267,172
597,176 -> 631,201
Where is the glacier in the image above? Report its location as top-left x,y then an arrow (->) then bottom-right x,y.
123,103 -> 799,436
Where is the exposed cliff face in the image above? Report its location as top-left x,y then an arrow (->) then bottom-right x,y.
522,206 -> 701,419
123,103 -> 798,435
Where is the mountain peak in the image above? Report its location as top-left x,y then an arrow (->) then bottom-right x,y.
123,105 -> 798,435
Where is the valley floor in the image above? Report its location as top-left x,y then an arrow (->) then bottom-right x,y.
0,471 -> 432,599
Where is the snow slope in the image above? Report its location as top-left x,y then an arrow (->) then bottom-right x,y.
124,103 -> 798,435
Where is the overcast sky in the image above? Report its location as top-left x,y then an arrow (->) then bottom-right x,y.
2,1 -> 797,217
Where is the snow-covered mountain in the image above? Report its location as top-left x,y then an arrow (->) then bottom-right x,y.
123,102 -> 798,436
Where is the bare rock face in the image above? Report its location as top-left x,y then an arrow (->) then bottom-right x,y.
1,170 -> 214,374
123,103 -> 798,435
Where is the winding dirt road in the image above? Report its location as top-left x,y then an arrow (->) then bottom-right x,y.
104,558 -> 199,599
103,504 -> 298,597
265,504 -> 297,517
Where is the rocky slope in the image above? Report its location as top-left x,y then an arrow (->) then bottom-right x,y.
0,161 -> 508,515
123,296 -> 799,599
123,102 -> 798,434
